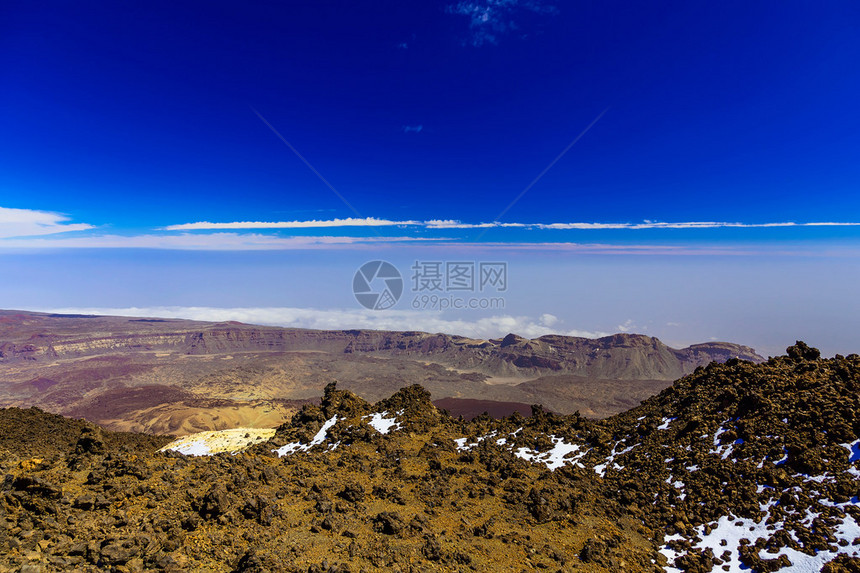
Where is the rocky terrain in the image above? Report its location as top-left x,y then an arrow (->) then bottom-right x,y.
0,342 -> 857,572
0,310 -> 762,434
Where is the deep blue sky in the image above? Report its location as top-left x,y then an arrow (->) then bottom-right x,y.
3,1 -> 859,226
1,1 -> 860,355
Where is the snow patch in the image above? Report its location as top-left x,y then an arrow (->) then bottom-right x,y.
365,411 -> 400,435
514,435 -> 588,471
594,443 -> 637,477
762,513 -> 860,572
709,422 -> 741,460
662,497 -> 860,573
272,416 -> 338,457
840,439 -> 860,463
454,430 -> 588,472
454,431 -> 498,451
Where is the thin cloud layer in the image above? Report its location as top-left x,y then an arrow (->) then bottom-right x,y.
0,206 -> 94,238
4,206 -> 859,253
164,217 -> 860,231
37,306 -> 609,340
0,233 -> 431,250
164,217 -> 418,231
447,0 -> 558,46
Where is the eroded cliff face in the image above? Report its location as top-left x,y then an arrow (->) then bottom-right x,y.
0,311 -> 763,381
345,330 -> 763,380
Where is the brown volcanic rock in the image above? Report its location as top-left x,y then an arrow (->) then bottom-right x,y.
0,406 -> 171,461
0,392 -> 652,573
0,343 -> 858,572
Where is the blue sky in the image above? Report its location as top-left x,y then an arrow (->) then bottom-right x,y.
1,1 -> 859,356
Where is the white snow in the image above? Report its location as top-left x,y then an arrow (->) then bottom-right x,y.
662,495 -> 860,572
840,439 -> 860,462
799,473 -> 832,484
665,477 -> 686,500
454,430 -> 588,471
709,422 -> 739,459
365,411 -> 400,434
662,502 -> 779,573
594,443 -> 637,477
761,513 -> 860,572
658,417 -> 677,430
514,435 -> 588,471
819,496 -> 860,510
272,416 -> 338,457
454,431 -> 498,451
659,533 -> 685,573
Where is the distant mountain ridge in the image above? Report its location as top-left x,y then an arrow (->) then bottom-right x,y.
0,310 -> 763,381
0,310 -> 763,433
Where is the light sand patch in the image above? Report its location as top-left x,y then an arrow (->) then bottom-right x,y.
159,427 -> 277,456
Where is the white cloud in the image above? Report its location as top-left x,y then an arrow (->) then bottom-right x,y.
436,220 -> 860,230
424,219 -> 527,229
163,217 -> 860,232
617,319 -> 644,333
534,221 -> 860,230
36,306 -> 609,340
539,313 -> 558,327
0,206 -> 94,238
4,210 -> 859,254
164,217 -> 418,231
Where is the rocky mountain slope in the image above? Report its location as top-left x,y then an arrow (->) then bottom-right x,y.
0,342 -> 857,572
0,310 -> 762,434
